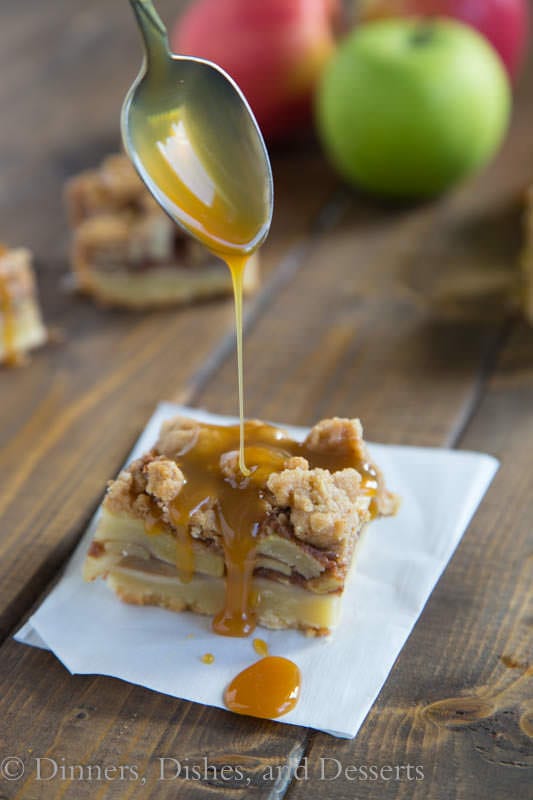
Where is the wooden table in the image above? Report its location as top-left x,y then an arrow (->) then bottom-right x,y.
0,2 -> 532,798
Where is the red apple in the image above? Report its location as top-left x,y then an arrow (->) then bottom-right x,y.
171,0 -> 340,141
359,0 -> 529,81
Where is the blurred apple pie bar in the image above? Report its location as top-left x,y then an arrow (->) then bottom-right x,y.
65,154 -> 259,309
0,245 -> 47,366
84,415 -> 399,636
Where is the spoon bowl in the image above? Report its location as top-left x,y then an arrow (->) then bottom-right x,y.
122,0 -> 273,258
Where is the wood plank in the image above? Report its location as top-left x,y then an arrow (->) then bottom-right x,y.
287,323 -> 533,800
0,1 -> 337,641
279,71 -> 533,800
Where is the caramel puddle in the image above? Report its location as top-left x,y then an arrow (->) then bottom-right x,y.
224,656 -> 301,719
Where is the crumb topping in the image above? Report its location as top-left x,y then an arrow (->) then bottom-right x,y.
218,450 -> 242,483
267,466 -> 367,549
144,456 -> 185,504
103,416 -> 397,560
157,416 -> 200,458
304,417 -> 367,462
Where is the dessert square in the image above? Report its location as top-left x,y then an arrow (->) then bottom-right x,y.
65,154 -> 260,309
0,245 -> 47,366
84,415 -> 399,636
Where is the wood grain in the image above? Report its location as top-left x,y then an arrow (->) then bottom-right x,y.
0,2 -> 532,799
282,70 -> 533,800
287,324 -> 533,800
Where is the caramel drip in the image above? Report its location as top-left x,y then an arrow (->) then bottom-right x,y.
0,247 -> 19,367
224,656 -> 301,719
226,254 -> 250,476
253,638 -> 269,657
213,512 -> 258,636
156,419 -> 381,638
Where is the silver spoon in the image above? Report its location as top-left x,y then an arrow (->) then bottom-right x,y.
121,0 -> 273,258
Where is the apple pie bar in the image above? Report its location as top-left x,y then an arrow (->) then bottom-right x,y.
65,154 -> 259,309
0,245 -> 47,366
84,415 -> 399,636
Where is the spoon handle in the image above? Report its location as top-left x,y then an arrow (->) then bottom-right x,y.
129,0 -> 170,69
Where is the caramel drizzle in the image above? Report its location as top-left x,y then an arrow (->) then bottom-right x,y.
144,419 -> 381,638
131,101 -> 268,475
226,254 -> 251,476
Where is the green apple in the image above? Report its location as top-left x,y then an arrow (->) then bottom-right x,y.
316,19 -> 511,198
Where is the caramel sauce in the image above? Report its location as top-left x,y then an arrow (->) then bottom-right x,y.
129,84 -> 269,255
150,419 -> 379,638
253,638 -> 269,658
224,656 -> 301,719
0,245 -> 19,367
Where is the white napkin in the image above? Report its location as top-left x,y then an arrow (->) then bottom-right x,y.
16,404 -> 498,738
